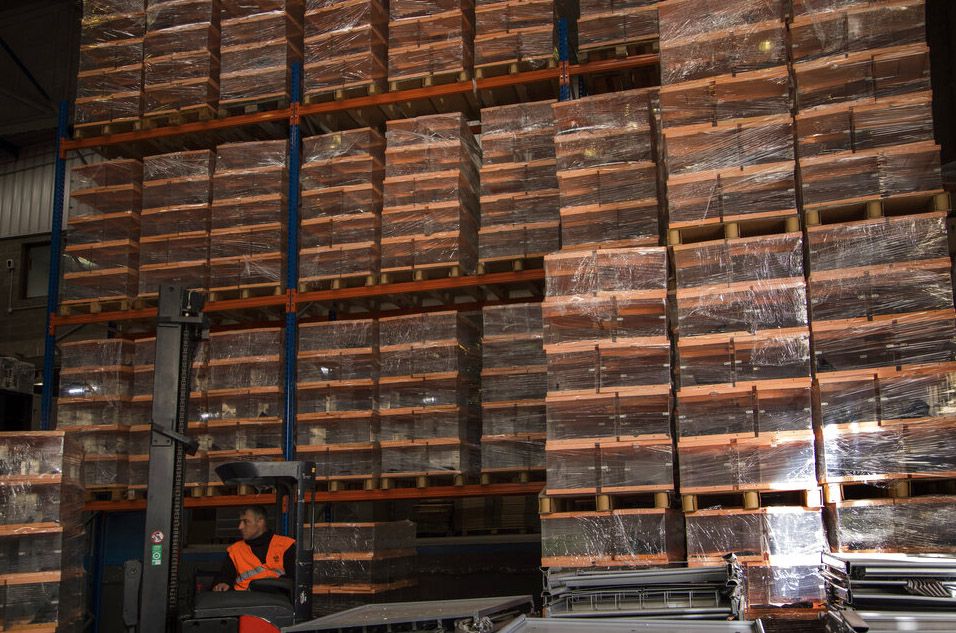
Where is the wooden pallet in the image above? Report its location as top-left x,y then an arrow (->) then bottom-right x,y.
207,283 -> 283,302
84,486 -> 128,502
298,273 -> 377,293
580,37 -> 659,64
303,81 -> 384,105
379,472 -> 472,488
73,116 -> 141,139
475,55 -> 555,79
59,296 -> 134,316
479,468 -> 545,485
142,103 -> 216,129
804,189 -> 949,226
378,263 -> 468,284
388,69 -> 470,92
668,212 -> 800,246
217,94 -> 289,118
539,490 -> 673,513
823,474 -> 956,504
681,487 -> 822,513
314,477 -> 381,492
477,255 -> 545,275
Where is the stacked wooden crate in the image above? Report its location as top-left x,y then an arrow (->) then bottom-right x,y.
62,160 -> 142,311
577,0 -> 658,63
311,521 -> 417,616
297,320 -> 380,485
139,150 -> 214,297
792,0 -> 955,557
377,311 -> 480,485
0,432 -> 85,633
75,0 -> 145,133
143,0 -> 220,119
387,0 -> 474,86
659,0 -> 823,608
300,129 -> 384,289
219,0 -> 304,111
540,248 -> 680,567
552,89 -> 661,251
478,100 -> 559,269
201,328 -> 284,488
303,0 -> 387,101
210,140 -> 287,296
659,0 -> 794,234
381,113 -> 480,280
474,0 -> 554,75
55,339 -> 134,497
480,304 -> 546,481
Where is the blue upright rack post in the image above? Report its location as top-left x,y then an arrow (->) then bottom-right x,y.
40,101 -> 70,430
283,63 -> 303,462
558,18 -> 571,101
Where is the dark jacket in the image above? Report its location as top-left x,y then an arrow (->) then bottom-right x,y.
215,530 -> 296,589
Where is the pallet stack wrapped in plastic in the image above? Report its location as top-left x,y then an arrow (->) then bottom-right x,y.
300,129 -> 384,289
200,328 -> 284,488
478,100 -> 560,268
144,0 -> 220,119
209,140 -> 287,295
474,0 -> 556,75
791,0 -> 956,557
541,248 -> 681,567
219,0 -> 304,111
658,0 -> 824,609
56,339 -> 134,497
303,0 -> 387,101
659,0 -> 795,232
62,160 -> 142,310
377,311 -> 481,485
139,150 -> 214,297
75,0 -> 145,133
577,0 -> 657,63
552,88 -> 661,251
311,520 -> 417,616
297,319 -> 380,484
0,432 -> 85,632
387,0 -> 474,85
480,303 -> 546,480
381,113 -> 480,279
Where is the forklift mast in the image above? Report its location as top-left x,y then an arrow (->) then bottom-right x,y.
127,285 -> 208,633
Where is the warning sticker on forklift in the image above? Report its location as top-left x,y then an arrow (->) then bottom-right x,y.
151,544 -> 163,566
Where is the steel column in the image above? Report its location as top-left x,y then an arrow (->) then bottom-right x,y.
558,18 -> 571,101
283,63 -> 303,462
40,100 -> 70,430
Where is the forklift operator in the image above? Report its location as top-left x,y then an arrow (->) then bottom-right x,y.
212,505 -> 296,592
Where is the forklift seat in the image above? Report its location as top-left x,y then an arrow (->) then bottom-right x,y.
189,588 -> 295,629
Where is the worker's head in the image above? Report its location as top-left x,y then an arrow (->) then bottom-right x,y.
238,505 -> 269,541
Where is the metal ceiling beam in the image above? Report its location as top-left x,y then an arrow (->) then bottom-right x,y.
0,36 -> 53,108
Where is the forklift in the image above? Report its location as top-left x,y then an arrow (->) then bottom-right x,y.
120,286 -> 317,633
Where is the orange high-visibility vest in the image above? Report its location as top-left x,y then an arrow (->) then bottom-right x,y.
227,534 -> 295,591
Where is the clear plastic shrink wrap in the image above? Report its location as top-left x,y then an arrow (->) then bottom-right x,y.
552,89 -> 660,248
63,161 -> 143,303
297,319 -> 380,479
143,0 -> 219,115
479,100 -> 559,261
481,304 -> 546,472
685,507 -> 825,606
540,509 -> 685,566
140,150 -> 214,295
210,140 -> 287,290
543,248 -> 673,494
387,0 -> 474,81
304,0 -> 387,97
475,0 -> 554,70
0,432 -> 86,632
76,0 -> 145,126
382,114 -> 480,274
577,0 -> 657,58
377,311 -> 481,477
219,0 -> 304,106
56,338 -> 134,428
300,129 -> 384,282
826,496 -> 956,554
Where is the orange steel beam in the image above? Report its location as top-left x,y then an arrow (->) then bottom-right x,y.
84,482 -> 543,512
52,269 -> 545,328
60,54 -> 659,152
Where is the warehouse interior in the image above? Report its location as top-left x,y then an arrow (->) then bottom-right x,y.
2,1 -> 956,632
